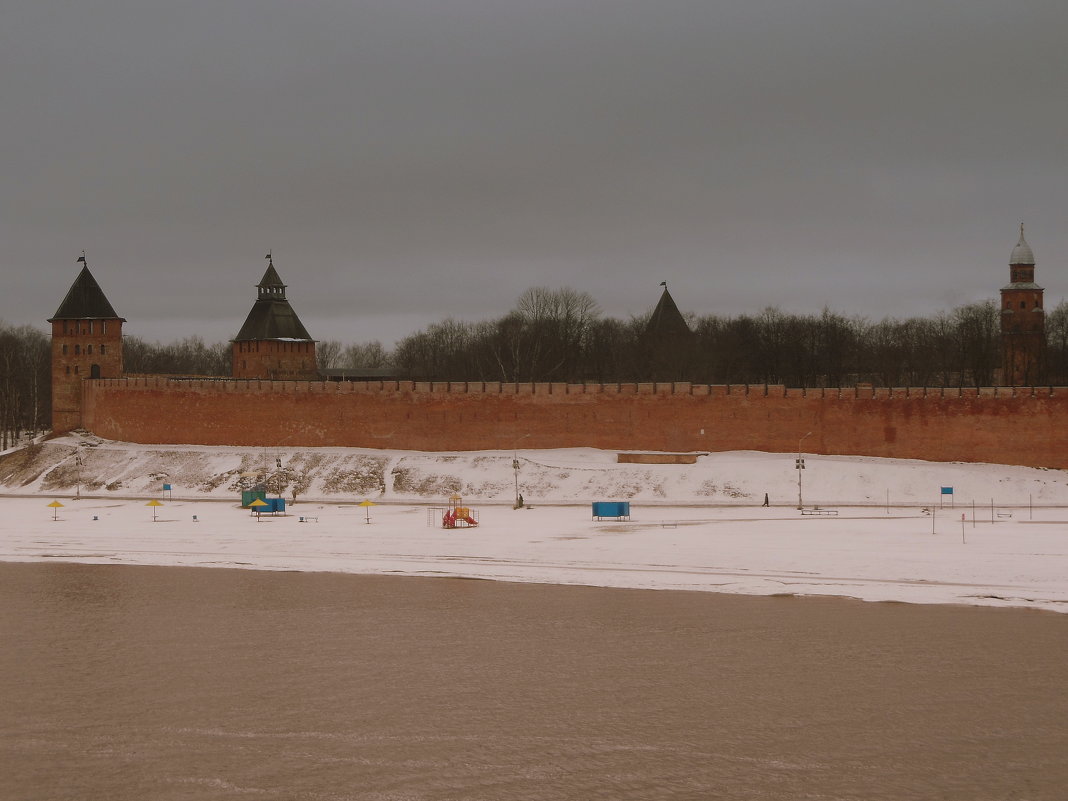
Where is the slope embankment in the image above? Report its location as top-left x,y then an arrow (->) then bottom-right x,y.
2,432 -> 1066,507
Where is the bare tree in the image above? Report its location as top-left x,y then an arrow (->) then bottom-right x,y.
1046,302 -> 1068,385
0,323 -> 50,445
124,336 -> 229,375
493,287 -> 600,382
316,340 -> 344,370
341,340 -> 392,368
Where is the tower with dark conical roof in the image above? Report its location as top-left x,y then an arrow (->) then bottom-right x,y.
1000,224 -> 1045,385
48,255 -> 125,432
232,255 -> 318,379
639,283 -> 695,381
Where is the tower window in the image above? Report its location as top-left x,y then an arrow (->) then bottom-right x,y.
1021,301 -> 1026,309
65,366 -> 70,375
102,321 -> 107,334
87,345 -> 93,355
74,344 -> 80,355
100,344 -> 106,354
62,344 -> 68,355
74,366 -> 79,375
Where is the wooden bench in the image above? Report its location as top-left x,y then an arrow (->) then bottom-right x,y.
801,508 -> 838,516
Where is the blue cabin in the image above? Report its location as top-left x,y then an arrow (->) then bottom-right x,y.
592,501 -> 630,521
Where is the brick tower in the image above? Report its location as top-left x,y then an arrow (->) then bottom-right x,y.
232,255 -> 318,379
48,255 -> 125,433
1000,224 -> 1046,386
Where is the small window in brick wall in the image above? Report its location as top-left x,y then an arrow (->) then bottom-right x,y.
62,344 -> 68,355
100,344 -> 106,354
74,344 -> 80,355
87,345 -> 93,355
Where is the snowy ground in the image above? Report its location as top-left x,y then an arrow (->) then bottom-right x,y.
2,434 -> 1067,613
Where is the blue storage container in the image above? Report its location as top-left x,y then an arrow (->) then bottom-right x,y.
592,501 -> 630,520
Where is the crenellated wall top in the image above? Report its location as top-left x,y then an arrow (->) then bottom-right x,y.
86,376 -> 1065,399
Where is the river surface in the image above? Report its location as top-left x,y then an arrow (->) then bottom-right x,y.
1,561 -> 1066,800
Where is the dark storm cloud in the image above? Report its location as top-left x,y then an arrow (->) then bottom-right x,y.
4,1 -> 1068,346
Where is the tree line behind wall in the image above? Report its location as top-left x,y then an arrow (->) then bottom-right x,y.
6,289 -> 1068,440
385,289 -> 1068,388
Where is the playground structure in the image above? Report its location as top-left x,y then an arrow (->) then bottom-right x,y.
429,494 -> 480,529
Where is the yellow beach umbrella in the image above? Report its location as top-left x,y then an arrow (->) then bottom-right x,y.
48,500 -> 64,520
146,499 -> 163,522
248,498 -> 269,520
358,499 -> 375,524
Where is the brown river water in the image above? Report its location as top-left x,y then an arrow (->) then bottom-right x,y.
1,561 -> 1066,800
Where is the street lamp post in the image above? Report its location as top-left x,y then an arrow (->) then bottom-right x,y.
513,456 -> 521,508
796,431 -> 812,510
512,433 -> 531,509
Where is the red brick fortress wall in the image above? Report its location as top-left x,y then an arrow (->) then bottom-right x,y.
80,379 -> 1068,468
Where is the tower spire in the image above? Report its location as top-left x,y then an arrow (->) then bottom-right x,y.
1010,222 -> 1035,266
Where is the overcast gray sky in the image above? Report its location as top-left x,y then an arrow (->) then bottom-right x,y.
4,1 -> 1067,347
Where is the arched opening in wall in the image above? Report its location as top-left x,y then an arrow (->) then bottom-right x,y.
90,364 -> 101,379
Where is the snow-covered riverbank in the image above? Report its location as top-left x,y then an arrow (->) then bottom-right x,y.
3,434 -> 1068,613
